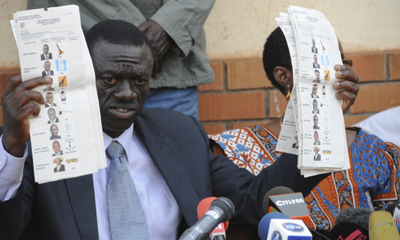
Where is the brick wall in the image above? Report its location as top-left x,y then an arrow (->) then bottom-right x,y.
1,52 -> 399,133
199,52 -> 400,134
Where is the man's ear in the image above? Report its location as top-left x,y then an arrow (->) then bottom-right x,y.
273,66 -> 293,89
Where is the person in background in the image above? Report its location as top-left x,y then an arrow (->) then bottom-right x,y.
29,0 -> 216,119
209,27 -> 400,235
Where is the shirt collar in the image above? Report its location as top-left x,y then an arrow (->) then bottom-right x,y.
103,124 -> 135,158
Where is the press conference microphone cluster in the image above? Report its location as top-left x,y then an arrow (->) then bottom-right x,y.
328,205 -> 400,240
258,186 -> 313,239
179,197 -> 235,240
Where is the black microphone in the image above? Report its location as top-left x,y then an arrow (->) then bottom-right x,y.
327,207 -> 371,240
179,197 -> 235,240
263,186 -> 310,226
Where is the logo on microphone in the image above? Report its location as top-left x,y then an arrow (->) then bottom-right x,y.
271,230 -> 282,240
276,198 -> 304,206
282,223 -> 304,232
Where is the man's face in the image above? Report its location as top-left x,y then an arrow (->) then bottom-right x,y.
315,71 -> 320,80
53,141 -> 61,153
313,54 -> 318,63
314,131 -> 319,142
312,39 -> 315,47
314,115 -> 319,125
48,109 -> 56,121
43,45 -> 49,55
313,100 -> 318,110
314,147 -> 318,154
55,159 -> 61,166
44,61 -> 51,71
46,93 -> 54,104
51,125 -> 58,136
312,85 -> 318,95
92,41 -> 152,138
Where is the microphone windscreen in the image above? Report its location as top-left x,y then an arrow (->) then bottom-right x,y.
334,207 -> 373,230
196,197 -> 229,229
262,186 -> 294,213
197,197 -> 217,219
327,222 -> 368,240
369,211 -> 400,240
210,197 -> 235,222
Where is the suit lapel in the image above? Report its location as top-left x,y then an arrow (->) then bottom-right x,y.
64,174 -> 98,240
135,117 -> 201,226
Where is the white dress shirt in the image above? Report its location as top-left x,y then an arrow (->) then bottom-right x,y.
354,106 -> 400,146
0,124 -> 182,239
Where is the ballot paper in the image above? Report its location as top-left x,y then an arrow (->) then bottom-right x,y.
275,6 -> 350,177
11,5 -> 106,183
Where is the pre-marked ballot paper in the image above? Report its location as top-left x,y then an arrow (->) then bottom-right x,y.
275,6 -> 350,178
11,5 -> 106,183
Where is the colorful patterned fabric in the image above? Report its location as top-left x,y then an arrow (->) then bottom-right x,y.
209,126 -> 400,233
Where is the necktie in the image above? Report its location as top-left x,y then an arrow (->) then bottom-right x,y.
106,141 -> 149,240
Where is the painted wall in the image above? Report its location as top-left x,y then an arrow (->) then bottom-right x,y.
1,0 -> 399,131
204,0 -> 400,60
1,0 -> 400,69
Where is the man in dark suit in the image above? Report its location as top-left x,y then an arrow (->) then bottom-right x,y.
47,108 -> 59,124
314,131 -> 321,145
40,44 -> 53,60
45,92 -> 57,108
49,124 -> 61,140
42,61 -> 54,77
313,54 -> 320,68
312,99 -> 319,114
53,157 -> 65,172
313,115 -> 320,130
314,147 -> 321,161
0,20 -> 328,240
311,39 -> 318,53
52,140 -> 63,156
311,83 -> 319,98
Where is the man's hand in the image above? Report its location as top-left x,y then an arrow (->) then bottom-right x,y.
333,64 -> 359,113
1,75 -> 49,157
139,20 -> 172,78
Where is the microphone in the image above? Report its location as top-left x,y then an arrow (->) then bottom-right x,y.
258,212 -> 312,240
327,207 -> 371,240
263,186 -> 310,226
197,197 -> 230,240
369,211 -> 400,240
386,199 -> 400,233
179,197 -> 235,240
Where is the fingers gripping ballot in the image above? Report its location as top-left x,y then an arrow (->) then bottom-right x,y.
333,64 -> 359,113
1,75 -> 50,157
